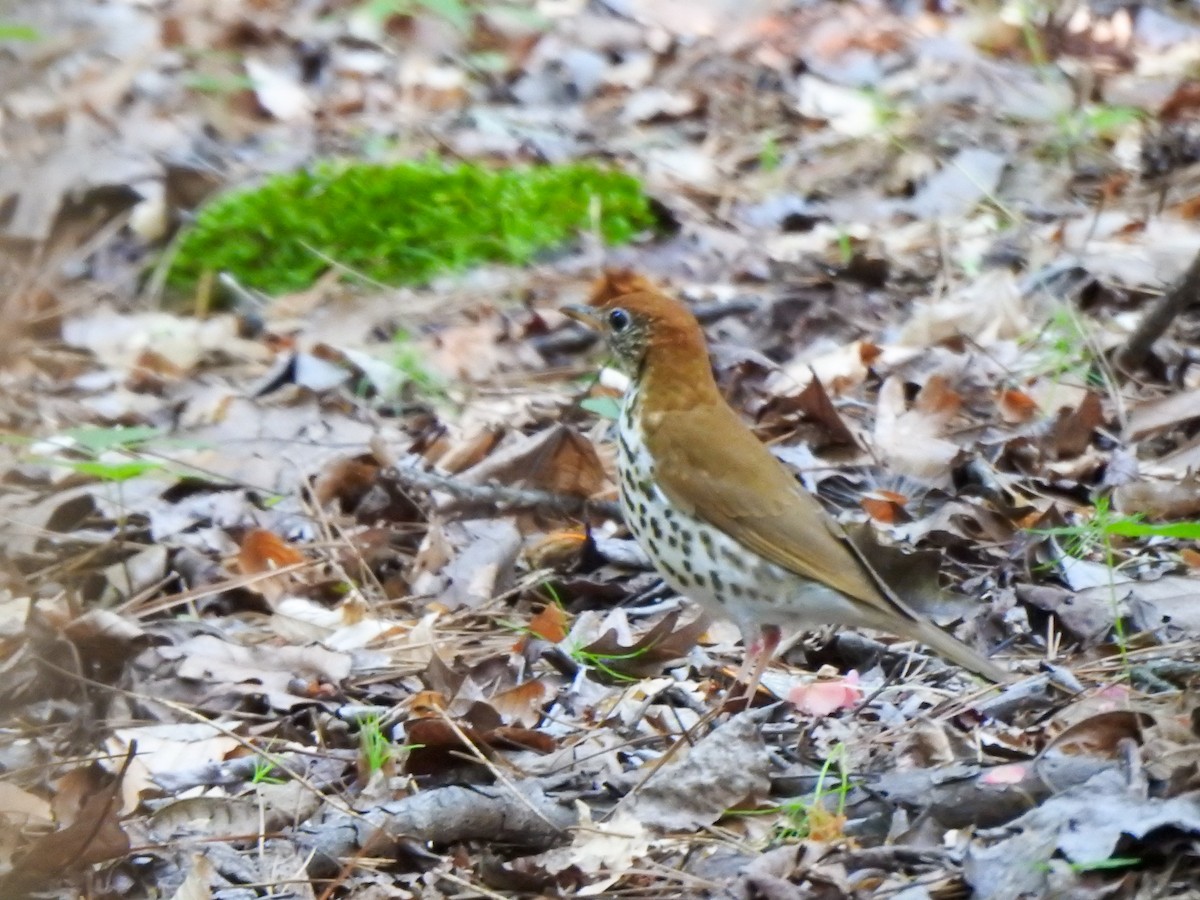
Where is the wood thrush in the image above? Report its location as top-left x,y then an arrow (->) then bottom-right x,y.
566,273 -> 1006,688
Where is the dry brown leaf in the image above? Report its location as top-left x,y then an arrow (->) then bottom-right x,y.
238,529 -> 307,574
1125,389 -> 1200,440
409,690 -> 450,717
524,529 -> 590,571
171,634 -> 351,710
762,374 -> 857,448
7,766 -> 130,893
1112,473 -> 1200,519
525,604 -> 568,644
1171,193 -> 1200,220
577,609 -> 709,680
1050,392 -> 1104,459
402,717 -> 554,776
1045,710 -> 1154,758
623,713 -> 770,830
434,426 -> 505,473
168,854 -> 217,900
998,388 -> 1040,423
236,529 -> 309,606
311,456 -> 380,510
489,681 -> 549,728
438,518 -> 522,609
873,375 -> 961,481
0,783 -> 53,829
458,424 -> 607,498
105,723 -> 241,813
860,490 -> 909,525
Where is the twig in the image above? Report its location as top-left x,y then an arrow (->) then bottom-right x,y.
1116,247 -> 1200,371
385,464 -> 621,520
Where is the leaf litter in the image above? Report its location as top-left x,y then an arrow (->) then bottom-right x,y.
6,0 -> 1200,897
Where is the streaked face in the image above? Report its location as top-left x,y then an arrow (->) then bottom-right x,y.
564,303 -> 651,374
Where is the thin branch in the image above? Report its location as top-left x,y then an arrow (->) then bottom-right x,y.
385,463 -> 621,520
1116,247 -> 1200,371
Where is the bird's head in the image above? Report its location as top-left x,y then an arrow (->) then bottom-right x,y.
563,271 -> 710,381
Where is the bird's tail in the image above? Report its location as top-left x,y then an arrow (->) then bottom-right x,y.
906,617 -> 1008,683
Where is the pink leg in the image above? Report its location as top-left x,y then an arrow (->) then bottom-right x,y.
735,625 -> 781,703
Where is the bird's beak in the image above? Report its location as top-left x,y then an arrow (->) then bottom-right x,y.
562,304 -> 601,329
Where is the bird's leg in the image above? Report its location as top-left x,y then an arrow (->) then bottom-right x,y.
734,624 -> 781,703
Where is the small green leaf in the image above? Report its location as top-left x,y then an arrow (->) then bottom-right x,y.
1069,856 -> 1141,873
184,72 -> 255,94
1102,519 -> 1200,541
64,425 -> 163,453
69,459 -> 164,481
0,23 -> 41,42
580,396 -> 622,420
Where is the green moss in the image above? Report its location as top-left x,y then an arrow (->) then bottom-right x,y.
168,160 -> 657,296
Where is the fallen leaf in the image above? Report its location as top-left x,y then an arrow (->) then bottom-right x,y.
575,609 -> 710,680
1050,392 -> 1104,459
238,529 -> 307,574
525,604 -> 568,644
998,388 -> 1040,423
623,714 -> 770,830
786,671 -> 862,716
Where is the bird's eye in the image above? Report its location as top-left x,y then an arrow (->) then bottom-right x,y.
608,308 -> 631,332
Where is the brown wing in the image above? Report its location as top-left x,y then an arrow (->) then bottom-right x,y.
644,404 -> 916,620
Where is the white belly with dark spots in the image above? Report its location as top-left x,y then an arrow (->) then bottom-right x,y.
615,394 -> 872,638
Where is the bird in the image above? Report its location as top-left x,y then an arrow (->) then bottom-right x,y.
564,271 -> 1006,692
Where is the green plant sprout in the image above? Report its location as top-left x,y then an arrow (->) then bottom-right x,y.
1045,105 -> 1144,163
1035,495 -> 1130,671
729,744 -> 852,842
1069,856 -> 1141,873
774,744 -> 851,841
390,330 -> 447,399
1015,0 -> 1050,70
169,160 -> 657,297
1029,495 -> 1200,676
835,229 -> 854,267
183,72 -> 256,95
861,86 -> 900,130
563,609 -> 662,683
1035,854 -> 1142,874
359,712 -> 395,775
359,0 -> 472,32
0,23 -> 40,42
496,584 -> 658,682
1033,494 -> 1200,562
358,0 -> 550,36
758,135 -> 781,172
26,426 -> 167,483
1023,303 -> 1108,389
539,581 -> 564,607
566,645 -> 646,683
3,426 -> 218,485
249,755 -> 287,785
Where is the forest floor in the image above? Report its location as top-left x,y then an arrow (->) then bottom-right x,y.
4,1 -> 1200,897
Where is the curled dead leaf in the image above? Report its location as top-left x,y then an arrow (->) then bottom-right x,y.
576,609 -> 709,680
1045,710 -> 1155,758
1050,392 -> 1104,459
524,529 -> 589,572
237,529 -> 307,574
860,490 -> 909,524
998,388 -> 1040,423
524,603 -> 568,644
